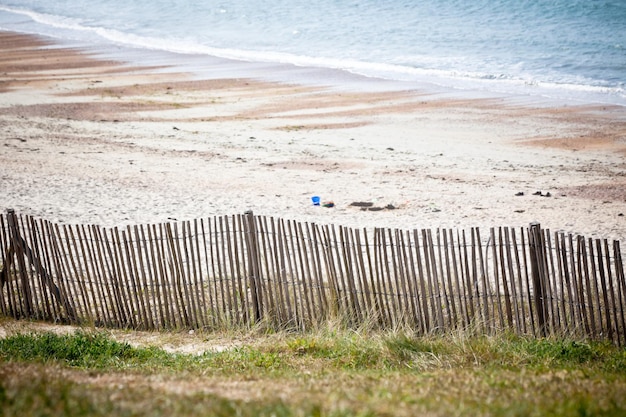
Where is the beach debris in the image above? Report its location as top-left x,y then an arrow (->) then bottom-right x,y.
349,201 -> 399,211
311,196 -> 334,207
350,201 -> 374,208
533,190 -> 551,197
515,191 -> 524,196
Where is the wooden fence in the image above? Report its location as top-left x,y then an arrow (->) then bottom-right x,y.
1,209 -> 625,345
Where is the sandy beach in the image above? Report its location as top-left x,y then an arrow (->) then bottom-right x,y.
1,31 -> 626,240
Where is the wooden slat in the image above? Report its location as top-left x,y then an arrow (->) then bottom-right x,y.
112,227 -> 137,328
30,218 -> 54,321
385,229 -> 402,325
169,222 -> 191,327
17,216 -> 40,320
103,227 -> 131,327
364,228 -> 385,327
330,225 -> 351,323
20,215 -> 43,320
459,230 -> 474,327
59,224 -> 89,323
581,237 -> 597,337
378,229 -> 394,327
3,219 -> 19,318
475,228 -> 490,333
0,214 -> 10,316
276,218 -> 294,324
0,214 -> 14,317
145,224 -> 166,328
569,234 -> 586,336
613,241 -> 626,346
215,217 -> 232,324
492,228 -> 507,329
154,223 -> 174,327
413,229 -> 430,332
503,227 -> 521,334
553,232 -> 569,333
437,229 -> 454,329
207,217 -> 225,324
321,224 -> 340,320
289,219 -> 309,327
202,218 -> 218,326
199,218 -> 214,327
83,224 -> 110,325
296,221 -> 317,327
191,219 -> 206,328
310,223 -> 329,321
399,230 -> 418,327
596,239 -> 614,341
500,228 -> 513,329
132,224 -> 155,330
561,234 -> 575,334
257,216 -> 277,322
510,228 -> 527,334
287,219 -> 306,327
589,238 -> 604,338
12,213 -> 33,318
232,215 -> 250,325
604,240 -> 620,344
447,230 -> 464,329
543,229 -> 562,334
425,229 -> 444,331
181,221 -> 199,328
121,228 -> 147,329
46,220 -> 76,322
286,220 -> 310,330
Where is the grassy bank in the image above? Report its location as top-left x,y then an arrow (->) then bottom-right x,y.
1,322 -> 625,416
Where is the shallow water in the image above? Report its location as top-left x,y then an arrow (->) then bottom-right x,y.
0,0 -> 624,105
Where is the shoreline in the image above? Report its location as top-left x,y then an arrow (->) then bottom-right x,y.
1,31 -> 626,240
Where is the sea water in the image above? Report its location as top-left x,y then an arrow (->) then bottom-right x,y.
0,0 -> 624,106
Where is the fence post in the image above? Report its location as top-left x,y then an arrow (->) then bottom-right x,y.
244,210 -> 262,323
529,222 -> 548,337
1,212 -> 14,290
7,209 -> 35,316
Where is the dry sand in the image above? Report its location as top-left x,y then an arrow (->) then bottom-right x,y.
2,31 -> 626,240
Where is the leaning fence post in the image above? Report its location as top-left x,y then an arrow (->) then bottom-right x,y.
244,210 -> 262,323
1,213 -> 14,290
529,222 -> 548,337
7,209 -> 35,316
5,209 -> 77,322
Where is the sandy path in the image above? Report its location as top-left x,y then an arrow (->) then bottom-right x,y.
1,31 -> 626,240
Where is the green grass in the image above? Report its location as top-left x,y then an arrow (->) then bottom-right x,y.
1,326 -> 626,416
